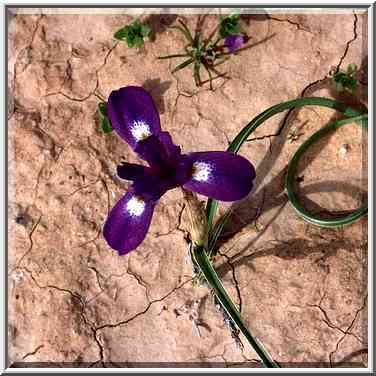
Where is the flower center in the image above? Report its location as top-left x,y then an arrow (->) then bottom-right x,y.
126,195 -> 146,216
191,162 -> 212,182
131,120 -> 152,141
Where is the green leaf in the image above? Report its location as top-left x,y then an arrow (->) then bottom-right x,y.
157,53 -> 190,60
178,19 -> 194,44
114,26 -> 130,41
98,102 -> 113,133
171,57 -> 194,73
98,102 -> 107,117
208,208 -> 232,252
140,24 -> 151,37
114,18 -> 151,47
206,97 -> 365,242
192,244 -> 280,368
101,117 -> 113,134
129,35 -> 145,48
332,63 -> 359,92
347,63 -> 357,75
218,13 -> 241,38
169,25 -> 194,44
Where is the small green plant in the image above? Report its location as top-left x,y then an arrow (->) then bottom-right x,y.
331,63 -> 359,92
98,102 -> 113,133
158,13 -> 250,89
218,12 -> 241,38
114,18 -> 151,48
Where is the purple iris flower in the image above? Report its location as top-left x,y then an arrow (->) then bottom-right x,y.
103,86 -> 256,255
224,33 -> 248,53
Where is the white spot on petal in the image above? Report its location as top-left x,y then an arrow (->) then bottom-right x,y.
131,120 -> 152,142
192,162 -> 212,182
126,195 -> 146,216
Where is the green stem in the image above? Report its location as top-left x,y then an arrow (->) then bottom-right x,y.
206,96 -> 365,232
286,114 -> 368,226
192,245 -> 280,368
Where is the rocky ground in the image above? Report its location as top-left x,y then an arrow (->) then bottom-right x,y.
8,8 -> 368,367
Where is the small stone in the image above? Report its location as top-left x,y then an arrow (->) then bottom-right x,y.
340,143 -> 351,156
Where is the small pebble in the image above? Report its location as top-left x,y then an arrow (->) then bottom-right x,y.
340,144 -> 350,156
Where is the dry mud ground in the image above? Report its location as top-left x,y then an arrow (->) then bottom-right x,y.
8,8 -> 368,367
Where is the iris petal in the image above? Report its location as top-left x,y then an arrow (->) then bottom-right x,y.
183,151 -> 256,201
135,135 -> 169,171
224,33 -> 247,53
103,188 -> 155,255
158,131 -> 181,158
117,162 -> 149,181
107,86 -> 161,149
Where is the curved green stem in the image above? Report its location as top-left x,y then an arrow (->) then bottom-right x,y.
286,114 -> 368,226
206,96 -> 366,232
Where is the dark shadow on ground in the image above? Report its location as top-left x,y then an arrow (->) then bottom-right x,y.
143,13 -> 179,42
142,78 -> 172,114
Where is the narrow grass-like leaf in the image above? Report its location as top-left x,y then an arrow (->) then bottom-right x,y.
158,53 -> 190,59
178,19 -> 194,44
193,60 -> 201,86
208,207 -> 232,252
204,25 -> 219,49
202,63 -> 213,90
192,244 -> 279,368
171,57 -> 194,74
169,25 -> 193,44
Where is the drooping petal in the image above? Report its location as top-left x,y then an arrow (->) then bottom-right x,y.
103,188 -> 155,255
183,151 -> 256,201
107,86 -> 161,149
117,162 -> 150,181
135,134 -> 191,177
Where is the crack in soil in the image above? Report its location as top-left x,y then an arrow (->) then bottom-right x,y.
21,266 -> 105,363
217,250 -> 242,313
329,294 -> 367,367
126,259 -> 151,301
10,15 -> 45,120
308,300 -> 364,345
43,41 -> 119,103
89,266 -> 104,291
12,215 -> 42,270
22,344 -> 44,360
334,13 -> 358,74
245,13 -> 358,145
268,15 -> 313,34
95,278 -> 193,331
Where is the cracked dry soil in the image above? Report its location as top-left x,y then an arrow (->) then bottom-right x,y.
8,8 -> 368,367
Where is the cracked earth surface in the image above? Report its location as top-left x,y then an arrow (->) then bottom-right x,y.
8,8 -> 368,367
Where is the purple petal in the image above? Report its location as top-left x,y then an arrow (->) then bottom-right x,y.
117,162 -> 150,181
224,33 -> 247,53
183,151 -> 256,201
135,134 -> 170,172
158,131 -> 181,158
107,86 -> 161,149
103,188 -> 155,255
131,154 -> 193,202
